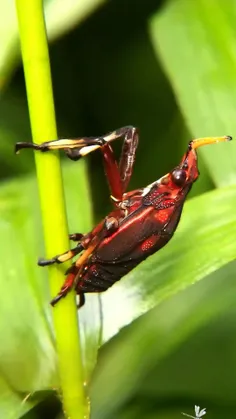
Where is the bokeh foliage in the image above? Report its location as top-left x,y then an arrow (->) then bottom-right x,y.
1,0 -> 236,418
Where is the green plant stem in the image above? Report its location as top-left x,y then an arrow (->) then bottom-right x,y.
15,1 -> 88,418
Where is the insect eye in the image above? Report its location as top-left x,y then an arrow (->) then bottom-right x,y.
171,169 -> 186,186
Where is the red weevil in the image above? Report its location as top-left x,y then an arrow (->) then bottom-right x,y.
15,127 -> 232,308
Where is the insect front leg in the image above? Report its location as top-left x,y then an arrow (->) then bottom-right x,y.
15,136 -> 107,160
15,126 -> 137,164
38,243 -> 83,266
15,126 -> 139,201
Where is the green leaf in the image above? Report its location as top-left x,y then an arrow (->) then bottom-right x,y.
0,1 -> 105,89
0,177 -> 57,392
45,0 -> 106,41
91,261 -> 236,419
0,375 -> 37,419
0,2 -> 19,88
149,0 -> 236,186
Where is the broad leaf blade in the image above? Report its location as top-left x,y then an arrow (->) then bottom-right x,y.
0,375 -> 37,419
91,261 -> 236,419
0,1 -> 19,88
0,0 -> 105,89
0,178 -> 57,392
149,0 -> 236,186
45,0 -> 106,41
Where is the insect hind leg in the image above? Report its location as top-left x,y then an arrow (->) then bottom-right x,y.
50,267 -> 78,306
119,126 -> 139,192
50,263 -> 85,308
99,126 -> 139,201
77,293 -> 85,308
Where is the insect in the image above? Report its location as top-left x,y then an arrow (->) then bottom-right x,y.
15,127 -> 232,308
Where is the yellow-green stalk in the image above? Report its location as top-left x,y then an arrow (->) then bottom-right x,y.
15,1 -> 88,417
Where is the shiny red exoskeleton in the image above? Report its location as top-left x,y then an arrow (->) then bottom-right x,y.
15,127 -> 231,307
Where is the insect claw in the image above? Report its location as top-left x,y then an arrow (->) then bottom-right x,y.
38,257 -> 58,266
77,293 -> 85,308
69,233 -> 83,241
50,294 -> 64,306
15,142 -> 48,154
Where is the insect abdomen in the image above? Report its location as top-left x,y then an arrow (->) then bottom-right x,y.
76,258 -> 142,294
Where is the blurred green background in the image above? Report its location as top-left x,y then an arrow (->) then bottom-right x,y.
1,0 -> 236,418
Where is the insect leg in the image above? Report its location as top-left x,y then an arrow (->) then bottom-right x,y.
15,137 -> 106,160
119,126 -> 139,192
15,126 -> 136,162
99,126 -> 139,200
50,267 -> 78,306
38,243 -> 83,266
15,125 -> 139,199
101,143 -> 123,201
69,233 -> 84,241
77,293 -> 85,308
